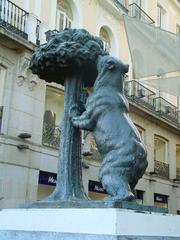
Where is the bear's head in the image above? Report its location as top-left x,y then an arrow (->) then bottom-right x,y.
94,55 -> 129,91
97,55 -> 129,75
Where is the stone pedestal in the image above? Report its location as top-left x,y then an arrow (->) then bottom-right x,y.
0,208 -> 180,239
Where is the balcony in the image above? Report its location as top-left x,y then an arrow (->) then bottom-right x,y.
45,29 -> 59,42
0,0 -> 28,39
35,18 -> 41,45
154,160 -> 169,179
177,111 -> 180,124
154,97 -> 178,124
112,0 -> 129,13
177,167 -> 180,179
0,0 -> 44,46
0,106 -> 3,132
125,80 -> 180,128
42,123 -> 60,150
125,80 -> 156,110
129,3 -> 155,25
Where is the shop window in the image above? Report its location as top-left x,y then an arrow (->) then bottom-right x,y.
88,180 -> 108,200
42,87 -> 64,149
154,193 -> 168,209
157,4 -> 167,29
56,0 -> 73,31
176,146 -> 180,178
154,136 -> 167,163
99,27 -> 111,52
37,171 -> 57,200
135,190 -> 144,204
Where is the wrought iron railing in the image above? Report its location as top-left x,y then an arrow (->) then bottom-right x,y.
124,80 -> 156,110
45,29 -> 59,41
129,3 -> 155,25
154,160 -> 169,179
36,18 -> 41,45
42,123 -> 61,150
0,0 -> 28,39
112,0 -> 129,13
0,106 -> 3,132
176,111 -> 180,124
176,167 -> 180,179
154,97 -> 178,123
125,80 -> 180,128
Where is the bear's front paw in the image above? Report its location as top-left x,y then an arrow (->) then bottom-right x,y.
71,116 -> 80,128
69,104 -> 80,118
69,104 -> 81,117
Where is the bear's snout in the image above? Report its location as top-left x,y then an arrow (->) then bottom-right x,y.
123,64 -> 129,74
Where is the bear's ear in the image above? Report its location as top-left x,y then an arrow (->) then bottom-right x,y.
106,59 -> 115,70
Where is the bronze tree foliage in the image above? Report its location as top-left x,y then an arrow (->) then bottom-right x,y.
29,28 -> 108,86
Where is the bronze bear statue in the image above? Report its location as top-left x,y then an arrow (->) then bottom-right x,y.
72,55 -> 148,201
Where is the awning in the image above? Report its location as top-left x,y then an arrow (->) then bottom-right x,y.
124,15 -> 180,79
140,76 -> 180,97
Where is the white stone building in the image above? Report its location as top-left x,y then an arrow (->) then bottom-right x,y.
0,0 -> 180,214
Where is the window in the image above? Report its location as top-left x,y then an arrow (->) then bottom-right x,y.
154,136 -> 167,162
135,124 -> 145,141
82,131 -> 101,161
129,0 -> 147,22
37,171 -> 57,200
0,66 -> 6,106
0,106 -> 3,133
138,128 -> 144,139
154,136 -> 169,179
176,146 -> 180,178
116,0 -> 129,8
129,0 -> 146,9
122,0 -> 129,8
42,87 -> 64,149
176,24 -> 180,35
157,4 -> 167,29
135,190 -> 144,204
56,0 -> 73,31
45,87 -> 64,126
0,66 -> 6,132
56,10 -> 72,31
88,180 -> 108,200
154,193 -> 168,209
99,27 -> 111,52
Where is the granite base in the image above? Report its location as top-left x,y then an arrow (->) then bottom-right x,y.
0,208 -> 179,239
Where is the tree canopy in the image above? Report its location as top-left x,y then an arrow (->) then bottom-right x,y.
30,28 -> 108,85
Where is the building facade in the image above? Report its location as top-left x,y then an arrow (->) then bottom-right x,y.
0,0 -> 180,213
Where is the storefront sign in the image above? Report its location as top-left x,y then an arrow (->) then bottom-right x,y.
88,180 -> 107,194
39,171 -> 57,186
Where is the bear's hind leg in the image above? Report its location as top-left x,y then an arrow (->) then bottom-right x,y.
101,174 -> 134,201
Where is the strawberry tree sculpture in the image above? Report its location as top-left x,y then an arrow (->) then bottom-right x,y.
30,28 -> 107,206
